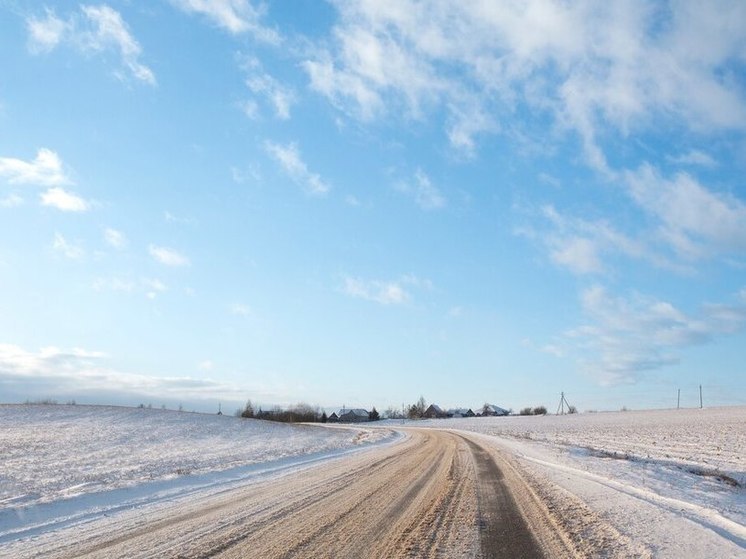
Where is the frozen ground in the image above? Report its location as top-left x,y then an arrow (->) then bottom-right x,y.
1,404 -> 743,557
0,404 -> 391,512
421,406 -> 746,557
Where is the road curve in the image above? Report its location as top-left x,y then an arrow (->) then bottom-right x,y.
12,429 -> 576,558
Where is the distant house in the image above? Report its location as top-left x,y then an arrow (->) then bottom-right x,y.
447,408 -> 475,418
337,408 -> 370,423
482,404 -> 510,416
423,404 -> 447,419
327,412 -> 339,423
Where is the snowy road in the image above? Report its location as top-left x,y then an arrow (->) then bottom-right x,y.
1,429 -> 574,559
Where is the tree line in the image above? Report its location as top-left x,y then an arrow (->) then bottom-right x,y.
236,400 -> 380,423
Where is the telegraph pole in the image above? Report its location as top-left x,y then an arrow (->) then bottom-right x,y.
699,385 -> 703,409
556,392 -> 573,415
677,388 -> 680,410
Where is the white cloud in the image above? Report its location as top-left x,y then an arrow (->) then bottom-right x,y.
80,5 -> 156,85
345,278 -> 409,305
143,278 -> 168,299
525,204 -> 679,276
667,149 -> 718,167
345,194 -> 361,207
40,187 -> 90,212
26,9 -> 67,53
625,164 -> 746,259
26,6 -> 155,85
397,169 -> 446,210
199,359 -> 214,371
0,343 -> 243,403
550,236 -> 604,275
230,303 -> 251,316
264,141 -> 330,196
0,148 -> 70,186
343,276 -> 413,305
149,245 -> 190,267
93,277 -> 170,299
0,194 -> 23,208
566,285 -> 746,385
238,99 -> 259,119
53,232 -> 85,259
304,1 -> 746,163
239,56 -> 296,120
170,0 -> 280,43
104,227 -> 127,249
92,277 -> 136,292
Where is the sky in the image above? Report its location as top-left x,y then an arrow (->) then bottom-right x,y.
1,0 -> 745,414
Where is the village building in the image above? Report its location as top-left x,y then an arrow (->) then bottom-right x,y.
423,404 -> 448,419
337,408 -> 370,422
446,408 -> 475,418
481,404 -> 510,416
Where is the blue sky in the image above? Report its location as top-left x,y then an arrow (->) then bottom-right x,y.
1,0 -> 745,413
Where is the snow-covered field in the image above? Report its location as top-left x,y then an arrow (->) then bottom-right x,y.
423,406 -> 746,557
1,404 -> 743,557
0,404 -> 391,512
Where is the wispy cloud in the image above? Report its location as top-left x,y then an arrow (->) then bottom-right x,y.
520,204 -> 680,276
26,6 -> 155,85
0,194 -> 23,208
342,274 -> 431,306
304,2 -> 746,164
230,302 -> 251,317
26,8 -> 67,53
667,149 -> 718,168
565,285 -> 746,385
239,55 -> 295,120
625,164 -> 746,260
343,276 -> 410,305
104,227 -> 127,249
148,245 -> 190,267
164,211 -> 195,225
396,169 -> 446,210
92,277 -> 136,292
53,232 -> 85,259
0,343 -> 243,403
92,277 -> 170,300
264,141 -> 330,196
40,187 -> 90,212
0,148 -> 70,186
143,278 -> 167,299
170,0 -> 280,44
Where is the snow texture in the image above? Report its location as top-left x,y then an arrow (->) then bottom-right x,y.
0,404 -> 389,511
422,406 -> 746,558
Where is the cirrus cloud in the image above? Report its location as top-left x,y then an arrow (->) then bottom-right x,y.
304,1 -> 746,165
26,5 -> 156,85
563,285 -> 746,385
148,245 -> 190,267
264,141 -> 330,196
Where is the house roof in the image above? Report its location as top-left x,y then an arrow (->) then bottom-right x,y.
484,404 -> 509,414
338,408 -> 369,417
447,408 -> 472,415
426,404 -> 444,414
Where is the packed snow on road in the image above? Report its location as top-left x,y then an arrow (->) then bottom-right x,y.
424,406 -> 746,557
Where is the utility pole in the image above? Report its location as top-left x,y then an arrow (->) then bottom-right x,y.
677,388 -> 680,410
699,385 -> 703,409
556,392 -> 573,415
